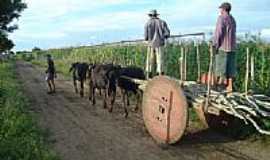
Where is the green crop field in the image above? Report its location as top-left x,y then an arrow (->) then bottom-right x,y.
20,40 -> 270,95
0,61 -> 59,160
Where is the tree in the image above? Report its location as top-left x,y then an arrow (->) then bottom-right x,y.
0,0 -> 27,52
32,47 -> 42,52
0,32 -> 14,52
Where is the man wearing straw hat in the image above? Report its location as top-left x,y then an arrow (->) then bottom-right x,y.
144,9 -> 170,79
213,2 -> 237,93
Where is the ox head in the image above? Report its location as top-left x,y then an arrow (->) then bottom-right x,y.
69,62 -> 79,73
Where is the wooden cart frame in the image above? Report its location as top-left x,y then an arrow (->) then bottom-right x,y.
99,33 -> 270,144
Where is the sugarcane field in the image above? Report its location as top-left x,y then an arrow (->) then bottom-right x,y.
1,1 -> 270,160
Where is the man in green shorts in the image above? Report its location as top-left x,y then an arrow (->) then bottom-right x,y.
213,2 -> 237,93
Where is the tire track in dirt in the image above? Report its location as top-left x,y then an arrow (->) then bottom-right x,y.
15,61 -> 268,160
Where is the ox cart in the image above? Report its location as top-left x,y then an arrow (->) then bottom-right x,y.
128,75 -> 270,144
119,35 -> 270,144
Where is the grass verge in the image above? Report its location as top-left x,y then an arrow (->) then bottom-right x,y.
0,61 -> 59,160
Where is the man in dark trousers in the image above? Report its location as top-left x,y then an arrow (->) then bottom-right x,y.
213,2 -> 237,93
144,9 -> 170,79
46,54 -> 56,94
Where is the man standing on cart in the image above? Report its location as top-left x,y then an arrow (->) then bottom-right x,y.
144,9 -> 170,79
213,2 -> 237,93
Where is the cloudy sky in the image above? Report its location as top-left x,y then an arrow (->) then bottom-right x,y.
10,0 -> 270,51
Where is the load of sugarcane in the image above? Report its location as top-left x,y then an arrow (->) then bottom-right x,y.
182,81 -> 270,135
182,44 -> 270,135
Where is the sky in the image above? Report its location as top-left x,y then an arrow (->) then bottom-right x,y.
10,0 -> 270,51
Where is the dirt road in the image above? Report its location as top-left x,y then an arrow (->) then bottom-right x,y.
16,61 -> 269,160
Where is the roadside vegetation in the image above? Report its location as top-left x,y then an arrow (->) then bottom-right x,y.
0,60 -> 59,160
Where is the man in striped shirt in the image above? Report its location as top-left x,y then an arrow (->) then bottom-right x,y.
213,2 -> 237,94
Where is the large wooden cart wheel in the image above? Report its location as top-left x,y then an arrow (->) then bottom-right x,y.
142,76 -> 188,144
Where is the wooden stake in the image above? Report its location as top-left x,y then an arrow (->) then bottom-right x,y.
251,52 -> 255,88
205,44 -> 214,112
196,44 -> 201,81
245,47 -> 250,96
180,47 -> 184,81
184,47 -> 187,81
261,49 -> 265,84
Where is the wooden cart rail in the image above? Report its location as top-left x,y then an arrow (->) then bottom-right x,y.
90,32 -> 205,47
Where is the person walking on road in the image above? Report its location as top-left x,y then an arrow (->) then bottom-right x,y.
213,2 -> 237,93
144,9 -> 170,79
46,54 -> 56,94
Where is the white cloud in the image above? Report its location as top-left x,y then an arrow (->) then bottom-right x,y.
23,0 -> 138,19
261,28 -> 270,39
11,30 -> 67,40
64,11 -> 146,33
11,0 -> 270,50
23,0 -> 76,20
16,0 -> 147,39
161,0 -> 217,20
